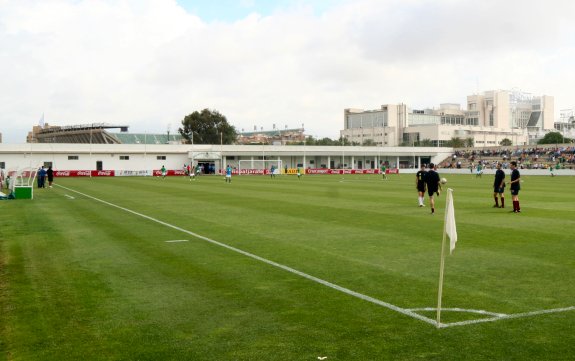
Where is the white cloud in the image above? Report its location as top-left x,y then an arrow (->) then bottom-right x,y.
1,0 -> 574,143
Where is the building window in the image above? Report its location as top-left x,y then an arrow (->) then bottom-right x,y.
120,156 -> 129,160
157,156 -> 166,160
0,162 -> 5,169
68,155 -> 79,160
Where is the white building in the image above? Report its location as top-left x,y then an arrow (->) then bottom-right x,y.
341,90 -> 555,147
555,108 -> 575,141
0,143 -> 453,174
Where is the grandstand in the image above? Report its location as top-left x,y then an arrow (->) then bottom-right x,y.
27,123 -> 183,144
442,145 -> 575,170
31,124 -> 128,144
111,133 -> 183,145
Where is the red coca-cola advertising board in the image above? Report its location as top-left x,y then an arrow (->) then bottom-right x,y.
53,170 -> 115,177
152,169 -> 187,176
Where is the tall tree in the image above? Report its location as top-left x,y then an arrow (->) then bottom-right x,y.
179,109 -> 237,144
538,131 -> 571,144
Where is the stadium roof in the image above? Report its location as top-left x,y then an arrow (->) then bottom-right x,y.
111,133 -> 183,144
239,128 -> 303,137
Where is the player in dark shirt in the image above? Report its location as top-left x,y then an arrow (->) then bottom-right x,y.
508,161 -> 521,213
415,164 -> 427,207
425,163 -> 441,215
493,162 -> 505,208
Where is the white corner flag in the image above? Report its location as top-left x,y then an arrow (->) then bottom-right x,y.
436,188 -> 458,327
445,188 -> 457,254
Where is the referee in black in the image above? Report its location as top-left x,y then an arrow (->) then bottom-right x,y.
425,163 -> 441,215
493,162 -> 505,208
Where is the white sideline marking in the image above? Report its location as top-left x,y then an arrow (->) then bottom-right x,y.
408,307 -> 507,318
165,240 -> 189,243
55,184 -> 575,328
64,194 -> 75,199
438,306 -> 575,329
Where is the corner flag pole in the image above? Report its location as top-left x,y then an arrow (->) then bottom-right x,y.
436,188 -> 456,328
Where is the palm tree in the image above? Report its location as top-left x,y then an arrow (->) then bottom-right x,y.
448,137 -> 465,148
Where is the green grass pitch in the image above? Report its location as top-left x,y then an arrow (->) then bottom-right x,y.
1,173 -> 574,360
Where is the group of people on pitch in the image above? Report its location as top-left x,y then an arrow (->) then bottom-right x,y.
415,163 -> 442,215
493,161 -> 522,213
37,165 -> 54,188
415,161 -> 521,215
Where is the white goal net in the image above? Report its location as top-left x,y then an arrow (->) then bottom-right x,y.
238,159 -> 283,175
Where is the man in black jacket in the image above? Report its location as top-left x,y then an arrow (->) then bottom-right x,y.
425,163 -> 441,215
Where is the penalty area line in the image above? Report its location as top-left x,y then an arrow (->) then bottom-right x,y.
55,184 -> 437,327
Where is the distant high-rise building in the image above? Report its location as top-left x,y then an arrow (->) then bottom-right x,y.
341,89 -> 555,147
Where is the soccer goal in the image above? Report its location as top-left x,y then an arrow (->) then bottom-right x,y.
238,159 -> 283,175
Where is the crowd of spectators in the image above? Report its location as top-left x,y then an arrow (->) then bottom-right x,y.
445,146 -> 575,170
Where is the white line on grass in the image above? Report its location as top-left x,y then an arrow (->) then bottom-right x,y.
64,194 -> 75,199
165,240 -> 189,243
408,307 -> 507,318
437,306 -> 575,329
55,184 -> 575,328
55,184 -> 436,327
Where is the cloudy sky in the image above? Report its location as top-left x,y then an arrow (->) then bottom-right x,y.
1,0 -> 574,143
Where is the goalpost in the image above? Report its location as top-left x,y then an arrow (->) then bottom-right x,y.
238,159 -> 283,175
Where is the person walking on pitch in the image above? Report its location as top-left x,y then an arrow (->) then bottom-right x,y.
416,164 -> 427,207
425,163 -> 441,215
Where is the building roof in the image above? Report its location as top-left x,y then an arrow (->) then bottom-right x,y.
111,133 -> 183,144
